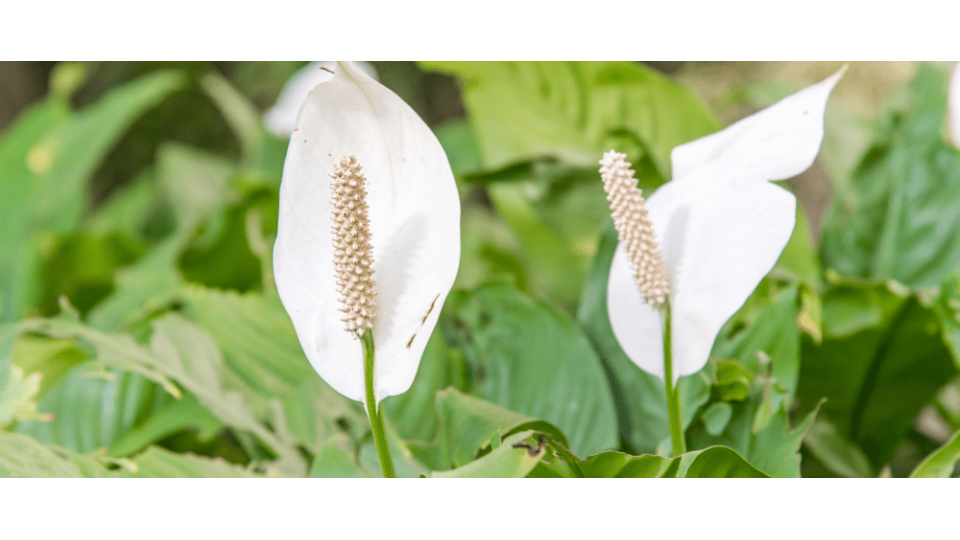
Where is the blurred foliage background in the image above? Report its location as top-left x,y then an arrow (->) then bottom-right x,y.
1,61 -> 959,478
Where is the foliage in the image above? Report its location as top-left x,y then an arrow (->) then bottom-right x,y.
1,61 -> 958,477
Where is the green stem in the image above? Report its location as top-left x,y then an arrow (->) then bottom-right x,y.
662,300 -> 686,456
361,331 -> 396,478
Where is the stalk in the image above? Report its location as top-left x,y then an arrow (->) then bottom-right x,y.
361,331 -> 396,478
662,300 -> 686,456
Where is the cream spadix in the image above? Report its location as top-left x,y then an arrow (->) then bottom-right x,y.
274,61 -> 461,404
605,67 -> 845,383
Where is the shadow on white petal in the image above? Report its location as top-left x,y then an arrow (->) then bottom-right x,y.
607,244 -> 666,380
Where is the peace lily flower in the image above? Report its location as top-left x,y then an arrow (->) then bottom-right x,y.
273,61 -> 460,476
264,61 -> 378,137
601,67 -> 845,454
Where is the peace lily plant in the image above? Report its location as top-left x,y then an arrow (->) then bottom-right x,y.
600,67 -> 846,456
273,61 -> 461,477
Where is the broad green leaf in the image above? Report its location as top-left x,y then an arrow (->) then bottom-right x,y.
821,63 -> 960,287
803,417 -> 875,478
14,365 -> 172,454
435,388 -> 568,469
86,236 -> 186,331
487,183 -> 586,306
0,432 -> 119,478
797,276 -> 957,467
10,335 -> 86,396
431,430 -> 545,478
578,445 -> 767,478
107,393 -> 223,458
310,439 -> 365,478
677,446 -> 770,478
581,451 -> 677,478
84,169 -> 161,239
449,283 -> 617,457
156,142 -> 236,231
420,62 -> 719,178
0,70 -> 185,322
577,224 -> 711,454
36,233 -> 145,317
910,428 -> 960,478
130,446 -> 259,478
180,286 -> 362,451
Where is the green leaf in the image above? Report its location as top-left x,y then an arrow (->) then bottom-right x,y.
677,446 -> 770,478
701,402 -> 734,436
14,365 -> 172,454
935,273 -> 960,368
803,417 -> 875,478
774,206 -> 822,284
577,224 -> 710,453
797,276 -> 957,467
420,62 -> 719,178
107,393 -> 223,458
449,283 -> 617,457
821,63 -> 960,287
689,383 -> 820,478
180,286 -> 362,451
84,169 -> 161,239
435,388 -> 568,469
910,428 -> 960,478
581,451 -> 677,478
130,446 -> 259,478
309,438 -> 365,478
0,432 -> 120,478
713,285 -> 802,410
156,142 -> 236,232
0,70 -> 185,322
430,430 -> 546,478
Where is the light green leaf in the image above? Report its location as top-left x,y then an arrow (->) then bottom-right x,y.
420,62 -> 719,178
130,446 -> 259,478
107,393 -> 223,458
803,417 -> 875,478
677,446 -> 770,478
430,430 -> 545,478
0,70 -> 185,322
0,432 -> 120,478
449,283 -> 617,457
435,388 -> 568,469
581,451 -> 677,478
910,429 -> 960,478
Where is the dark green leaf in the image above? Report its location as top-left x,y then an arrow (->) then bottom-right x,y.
821,63 -> 960,287
449,283 -> 618,457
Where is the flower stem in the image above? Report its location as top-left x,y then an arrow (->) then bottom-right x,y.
361,331 -> 396,478
662,300 -> 686,456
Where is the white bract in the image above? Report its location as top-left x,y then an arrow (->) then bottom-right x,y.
264,61 -> 378,137
607,68 -> 845,383
274,61 -> 460,403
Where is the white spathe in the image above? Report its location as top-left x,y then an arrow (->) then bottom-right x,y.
274,61 -> 460,403
608,67 -> 845,383
264,61 -> 379,138
950,62 -> 960,149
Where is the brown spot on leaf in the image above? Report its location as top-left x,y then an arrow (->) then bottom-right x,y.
406,333 -> 417,349
320,66 -> 334,74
